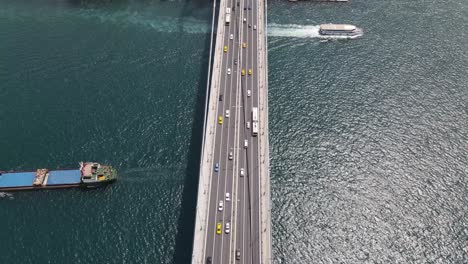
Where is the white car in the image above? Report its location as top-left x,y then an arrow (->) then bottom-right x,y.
247,89 -> 251,97
227,68 -> 231,75
218,200 -> 224,211
243,18 -> 247,23
253,25 -> 257,30
226,109 -> 230,118
240,168 -> 245,177
230,34 -> 233,40
225,222 -> 230,234
246,121 -> 250,129
244,139 -> 248,148
229,151 -> 233,160
226,192 -> 230,201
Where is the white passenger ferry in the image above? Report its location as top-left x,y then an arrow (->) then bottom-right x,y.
319,24 -> 363,38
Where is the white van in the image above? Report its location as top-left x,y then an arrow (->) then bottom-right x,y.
244,140 -> 248,148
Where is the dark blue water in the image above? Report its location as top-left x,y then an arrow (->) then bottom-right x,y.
0,0 -> 467,263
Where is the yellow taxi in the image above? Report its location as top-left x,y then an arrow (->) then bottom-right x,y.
242,42 -> 246,48
248,69 -> 252,75
218,116 -> 223,124
224,46 -> 228,52
216,223 -> 222,234
241,69 -> 245,76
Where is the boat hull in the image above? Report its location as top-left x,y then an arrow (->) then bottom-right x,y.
81,178 -> 117,189
0,163 -> 117,192
319,29 -> 363,36
0,184 -> 80,192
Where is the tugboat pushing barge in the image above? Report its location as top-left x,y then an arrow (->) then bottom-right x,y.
0,162 -> 117,192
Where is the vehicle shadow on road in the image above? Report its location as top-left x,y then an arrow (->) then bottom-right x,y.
171,0 -> 217,263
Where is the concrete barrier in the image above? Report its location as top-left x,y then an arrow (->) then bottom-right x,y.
257,0 -> 272,262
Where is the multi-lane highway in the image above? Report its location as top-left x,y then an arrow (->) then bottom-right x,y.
200,0 -> 264,262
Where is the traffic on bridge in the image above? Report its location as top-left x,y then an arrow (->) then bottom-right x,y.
192,0 -> 270,262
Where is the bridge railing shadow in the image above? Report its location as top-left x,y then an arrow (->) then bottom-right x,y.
171,0 -> 218,263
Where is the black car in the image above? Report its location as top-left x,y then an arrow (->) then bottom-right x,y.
236,249 -> 241,260
234,59 -> 238,65
207,256 -> 212,264
248,24 -> 252,28
219,94 -> 223,101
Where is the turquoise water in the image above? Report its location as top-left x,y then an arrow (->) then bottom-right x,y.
1,0 -> 467,263
0,1 -> 211,263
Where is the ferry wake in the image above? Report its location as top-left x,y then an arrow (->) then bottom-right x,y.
0,162 -> 117,192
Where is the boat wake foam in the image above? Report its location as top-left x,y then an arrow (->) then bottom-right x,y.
0,192 -> 14,199
268,24 -> 321,38
2,5 -> 363,39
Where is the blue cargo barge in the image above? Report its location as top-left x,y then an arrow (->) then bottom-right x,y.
0,162 -> 117,192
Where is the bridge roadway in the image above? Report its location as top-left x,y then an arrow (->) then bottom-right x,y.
192,0 -> 271,262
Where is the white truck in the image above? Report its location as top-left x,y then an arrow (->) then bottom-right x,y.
225,8 -> 231,26
252,121 -> 258,136
252,107 -> 258,122
252,107 -> 259,136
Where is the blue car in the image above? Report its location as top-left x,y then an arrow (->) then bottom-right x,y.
214,163 -> 219,172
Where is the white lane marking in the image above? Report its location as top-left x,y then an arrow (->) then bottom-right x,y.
229,0 -> 246,262
208,0 -> 234,259
222,11 -> 238,264
247,1 -> 254,263
219,0 -> 240,261
202,0 -> 226,259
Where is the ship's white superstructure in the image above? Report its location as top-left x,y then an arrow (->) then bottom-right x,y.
319,24 -> 363,38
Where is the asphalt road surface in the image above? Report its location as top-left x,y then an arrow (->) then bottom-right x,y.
203,0 -> 262,262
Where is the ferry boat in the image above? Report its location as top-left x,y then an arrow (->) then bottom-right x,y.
0,162 -> 117,192
319,24 -> 363,37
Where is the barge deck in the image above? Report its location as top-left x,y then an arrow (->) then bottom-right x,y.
0,162 -> 117,192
